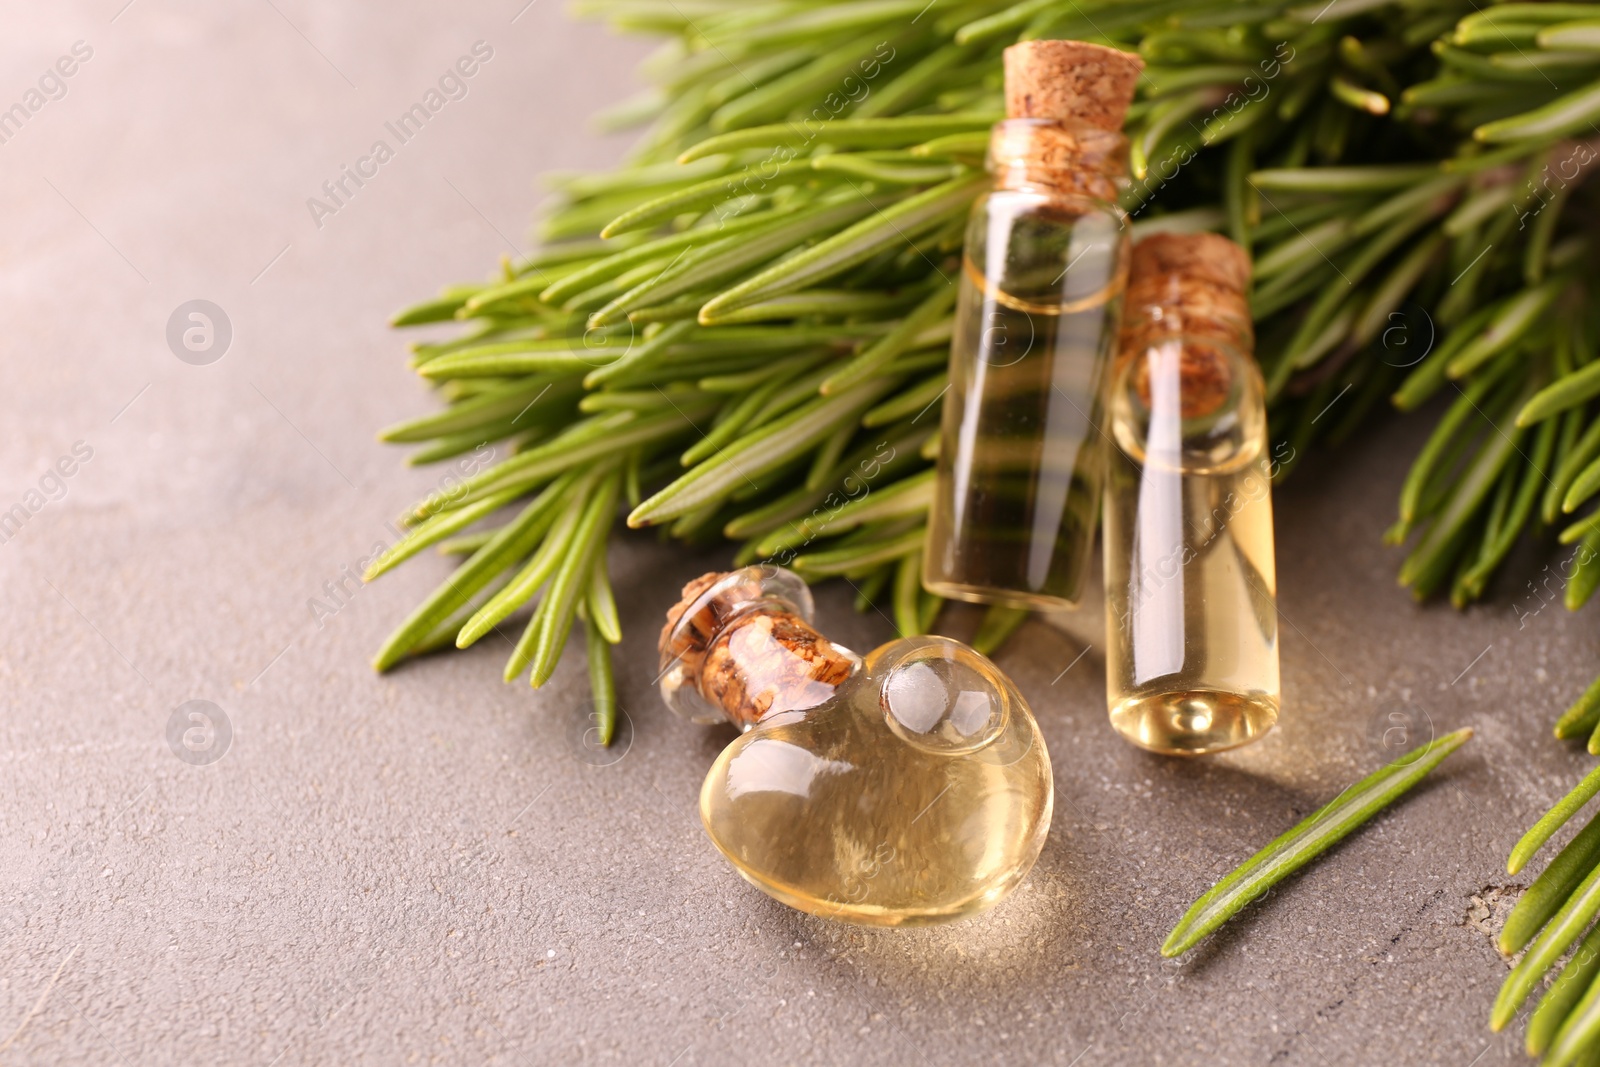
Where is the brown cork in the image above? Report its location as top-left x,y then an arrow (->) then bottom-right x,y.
1003,40 -> 1144,130
1128,232 -> 1252,303
659,571 -> 726,688
1118,232 -> 1254,420
660,571 -> 857,729
988,121 -> 1127,200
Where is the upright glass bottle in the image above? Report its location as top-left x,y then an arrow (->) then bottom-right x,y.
659,566 -> 1052,926
925,40 -> 1145,610
1103,233 -> 1280,755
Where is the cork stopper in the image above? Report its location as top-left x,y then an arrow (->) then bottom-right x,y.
1119,232 -> 1254,420
1003,41 -> 1144,130
659,568 -> 859,729
1128,232 -> 1252,308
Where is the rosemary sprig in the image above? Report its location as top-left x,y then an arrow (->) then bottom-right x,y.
369,7 -> 1600,918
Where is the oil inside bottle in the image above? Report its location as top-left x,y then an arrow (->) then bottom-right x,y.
660,568 -> 1053,926
1103,336 -> 1280,755
924,37 -> 1143,613
923,193 -> 1127,611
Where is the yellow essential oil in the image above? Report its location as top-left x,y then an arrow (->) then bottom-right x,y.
924,40 -> 1145,611
659,566 -> 1053,925
1102,233 -> 1280,755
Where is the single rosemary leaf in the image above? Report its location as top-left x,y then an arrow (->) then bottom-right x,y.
972,605 -> 1029,656
436,530 -> 496,556
701,289 -> 920,326
1568,526 -> 1600,613
790,525 -> 925,577
1249,164 -> 1440,193
1161,728 -> 1473,958
378,376 -> 569,443
1558,677 -> 1600,740
697,175 -> 986,319
527,471 -> 622,687
1548,419 -> 1600,523
585,612 -> 620,746
1474,77 -> 1600,143
862,372 -> 948,427
676,114 -> 1000,164
365,486 -> 524,581
810,154 -> 966,184
1446,277 -> 1569,379
628,377 -> 897,527
893,550 -> 922,637
1568,453 -> 1600,516
418,341 -> 630,379
1518,765 -> 1600,873
392,291 -> 478,326
586,553 -> 622,644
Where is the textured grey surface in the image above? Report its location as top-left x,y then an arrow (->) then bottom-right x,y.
2,3 -> 1596,1065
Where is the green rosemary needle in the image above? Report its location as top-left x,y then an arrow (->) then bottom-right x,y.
1162,728 -> 1473,958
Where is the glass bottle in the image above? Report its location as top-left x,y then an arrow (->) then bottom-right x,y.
658,565 -> 1053,926
924,40 -> 1145,611
1102,233 -> 1280,755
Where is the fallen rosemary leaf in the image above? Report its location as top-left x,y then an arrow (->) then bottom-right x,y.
1161,727 -> 1473,958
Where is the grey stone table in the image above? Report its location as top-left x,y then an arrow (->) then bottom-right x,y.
1,3 -> 1591,1064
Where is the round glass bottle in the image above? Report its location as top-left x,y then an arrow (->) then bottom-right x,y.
659,566 -> 1053,926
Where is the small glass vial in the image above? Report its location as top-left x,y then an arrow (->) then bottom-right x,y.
659,566 -> 1052,926
924,40 -> 1145,611
1103,233 -> 1280,755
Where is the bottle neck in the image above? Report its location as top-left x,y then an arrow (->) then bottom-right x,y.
658,567 -> 860,730
1117,295 -> 1255,424
988,119 -> 1128,203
